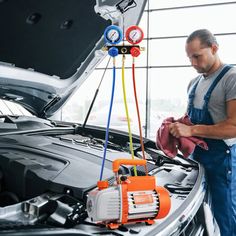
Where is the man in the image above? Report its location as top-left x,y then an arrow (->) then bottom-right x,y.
169,29 -> 236,236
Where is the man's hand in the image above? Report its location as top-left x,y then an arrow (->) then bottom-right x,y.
169,122 -> 193,138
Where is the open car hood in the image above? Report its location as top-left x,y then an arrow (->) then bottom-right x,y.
0,0 -> 146,118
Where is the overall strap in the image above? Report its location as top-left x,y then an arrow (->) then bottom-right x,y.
203,65 -> 232,104
188,76 -> 201,106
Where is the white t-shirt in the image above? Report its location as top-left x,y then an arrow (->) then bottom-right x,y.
187,64 -> 236,146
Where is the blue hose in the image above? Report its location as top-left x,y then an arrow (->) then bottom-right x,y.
99,64 -> 116,180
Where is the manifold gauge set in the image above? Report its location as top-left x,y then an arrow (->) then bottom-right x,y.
86,24 -> 171,229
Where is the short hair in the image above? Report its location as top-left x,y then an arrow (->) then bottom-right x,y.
186,29 -> 218,47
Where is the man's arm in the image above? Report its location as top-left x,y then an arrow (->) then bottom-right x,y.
169,99 -> 236,139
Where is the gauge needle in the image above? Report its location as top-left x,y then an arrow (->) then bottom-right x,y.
132,32 -> 137,38
111,32 -> 116,39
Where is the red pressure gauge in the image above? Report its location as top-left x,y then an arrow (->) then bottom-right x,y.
125,25 -> 144,45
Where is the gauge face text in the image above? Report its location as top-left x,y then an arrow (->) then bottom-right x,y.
107,30 -> 120,43
126,26 -> 144,44
129,29 -> 142,42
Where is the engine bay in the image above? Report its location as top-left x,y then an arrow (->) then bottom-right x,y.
0,116 -> 204,235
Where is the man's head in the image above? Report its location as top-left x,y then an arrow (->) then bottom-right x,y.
185,29 -> 221,76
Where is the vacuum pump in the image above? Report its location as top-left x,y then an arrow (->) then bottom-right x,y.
86,159 -> 171,229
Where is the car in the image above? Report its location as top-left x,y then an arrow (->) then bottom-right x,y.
0,1 -> 220,236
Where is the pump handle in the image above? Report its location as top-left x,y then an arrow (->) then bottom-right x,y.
113,159 -> 146,173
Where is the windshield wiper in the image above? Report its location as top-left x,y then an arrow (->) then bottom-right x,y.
0,126 -> 77,136
0,115 -> 18,130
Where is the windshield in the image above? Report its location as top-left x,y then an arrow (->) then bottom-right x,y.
0,99 -> 33,116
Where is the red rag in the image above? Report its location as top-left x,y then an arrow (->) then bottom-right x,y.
156,115 -> 208,158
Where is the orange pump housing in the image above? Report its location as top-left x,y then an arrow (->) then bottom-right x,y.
88,159 -> 171,229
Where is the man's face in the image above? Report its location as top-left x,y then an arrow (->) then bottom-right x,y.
185,38 -> 217,75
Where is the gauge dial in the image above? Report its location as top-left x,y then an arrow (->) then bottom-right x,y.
126,26 -> 144,44
104,25 -> 123,45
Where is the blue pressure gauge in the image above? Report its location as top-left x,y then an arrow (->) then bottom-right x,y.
104,25 -> 123,45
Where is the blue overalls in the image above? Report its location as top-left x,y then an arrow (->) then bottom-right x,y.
188,65 -> 236,236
